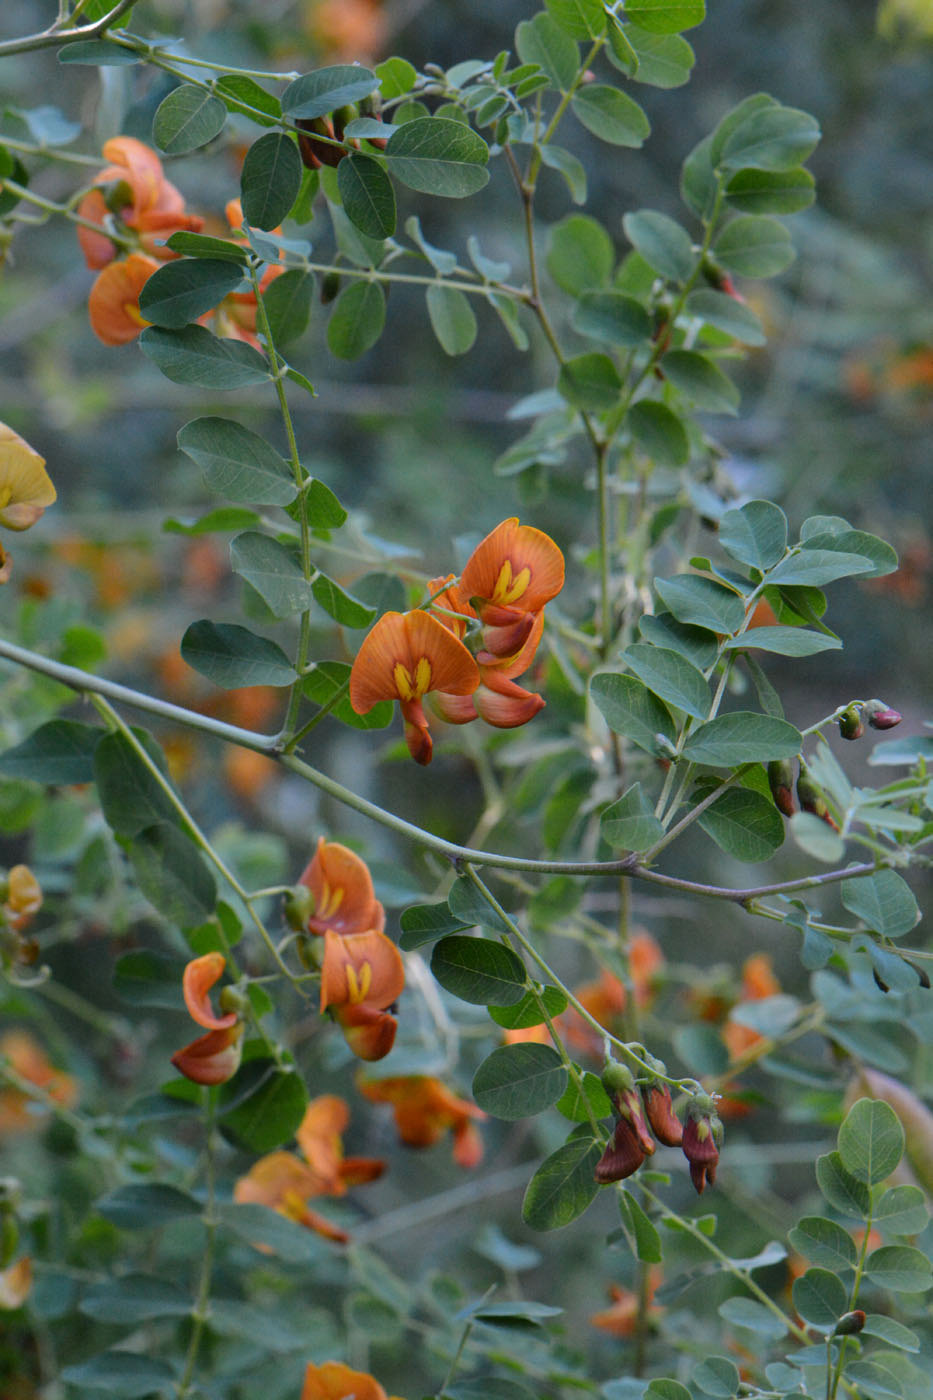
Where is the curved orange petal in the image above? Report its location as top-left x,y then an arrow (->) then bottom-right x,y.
137,208 -> 204,259
76,188 -> 119,269
234,1151 -> 321,1211
460,518 -> 565,616
87,254 -> 158,345
349,611 -> 479,714
301,1361 -> 388,1400
320,929 -> 405,1013
101,136 -> 166,216
170,1024 -> 242,1085
429,690 -> 478,725
335,1003 -> 398,1061
339,1154 -> 385,1187
452,1118 -> 484,1168
428,574 -> 475,639
403,610 -> 480,696
183,952 -> 236,1030
299,838 -> 385,936
477,608 -> 544,679
473,676 -> 545,729
296,1094 -> 349,1189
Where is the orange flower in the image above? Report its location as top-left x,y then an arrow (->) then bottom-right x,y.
3,865 -> 42,931
629,930 -> 664,1009
300,1360 -> 403,1400
76,136 -> 201,269
182,952 -> 237,1030
430,590 -> 548,729
591,1269 -> 663,1336
503,1023 -> 551,1046
320,929 -> 405,1061
305,0 -> 388,64
563,969 -> 628,1056
170,1023 -> 243,1086
349,610 -> 480,764
0,1031 -> 77,1134
234,1095 -> 383,1243
87,253 -> 159,345
723,954 -> 780,1061
357,1074 -> 485,1167
299,838 -> 385,936
459,517 -> 564,659
0,425 -> 56,533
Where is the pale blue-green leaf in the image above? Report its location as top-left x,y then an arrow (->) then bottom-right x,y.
623,209 -> 694,281
153,84 -> 226,154
681,712 -> 801,766
865,1245 -> 932,1294
627,400 -> 690,466
718,499 -> 787,568
472,1044 -> 567,1119
522,1135 -> 602,1230
572,86 -> 650,148
600,783 -> 664,852
719,105 -> 820,172
623,643 -> 710,718
426,283 -> 478,356
539,144 -> 587,203
338,152 -> 397,239
685,288 -> 766,345
723,626 -> 841,656
624,0 -> 706,33
789,811 -> 845,863
697,786 -> 784,860
515,12 -> 579,90
654,574 -> 745,632
767,549 -> 876,587
139,325 -> 270,388
713,215 -> 795,278
838,1098 -> 904,1184
176,416 -> 295,506
662,349 -> 740,414
229,532 -> 312,617
282,65 -> 379,119
180,620 -> 295,687
240,132 -> 302,230
384,118 -> 489,197
590,672 -> 676,752
327,280 -> 386,359
841,871 -> 919,939
572,290 -> 651,346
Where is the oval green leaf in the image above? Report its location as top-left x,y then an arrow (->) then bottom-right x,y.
153,84 -> 227,154
472,1044 -> 568,1119
431,935 -> 527,1006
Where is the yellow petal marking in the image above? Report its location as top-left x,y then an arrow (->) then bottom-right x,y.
318,878 -> 344,921
394,657 -> 432,701
345,961 -> 373,1005
492,560 -> 530,606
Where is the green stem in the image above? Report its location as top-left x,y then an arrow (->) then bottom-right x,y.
1,179 -> 135,245
438,1320 -> 475,1397
176,1090 -> 217,1400
828,1196 -> 875,1400
0,0 -> 137,56
525,37 -> 605,190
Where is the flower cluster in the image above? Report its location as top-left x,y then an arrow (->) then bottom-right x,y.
170,952 -> 244,1086
349,518 -> 564,764
595,1061 -> 723,1196
234,1095 -> 383,1243
357,1073 -> 485,1167
298,838 -> 404,1061
0,424 -> 56,585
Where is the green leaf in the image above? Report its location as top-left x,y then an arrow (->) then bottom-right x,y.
654,574 -> 745,632
311,573 -> 376,628
614,25 -> 695,88
627,400 -> 689,466
622,209 -> 694,280
515,12 -> 579,90
488,985 -> 568,1029
59,39 -> 141,64
861,1315 -> 921,1352
153,83 -> 226,154
723,626 -> 841,656
431,935 -> 527,1006
538,144 -> 588,203
590,672 -> 677,753
789,811 -> 845,863
547,214 -> 613,295
327,280 -> 386,359
792,1267 -> 847,1331
619,1190 -> 664,1263
719,500 -> 787,569
662,349 -> 740,414
545,0 -> 606,39
555,1069 -> 612,1121
136,257 -> 243,328
374,56 -> 417,99
719,105 -> 820,172
176,416 -> 296,506
129,823 -> 217,927
767,548 -> 876,587
240,132 -> 302,231
710,93 -> 777,165
262,268 -> 314,347
875,1185 -> 929,1237
399,902 -> 472,950
96,1182 -> 201,1229
840,870 -> 919,939
815,1151 -> 871,1219
301,478 -> 347,530
558,352 -> 623,410
219,1061 -> 309,1153
716,1296 -> 787,1339
787,1216 -> 857,1271
217,1202 -> 328,1263
79,1275 -> 191,1324
681,133 -> 718,220
572,86 -> 650,147
838,1098 -> 904,1185
697,786 -> 785,861
180,620 -> 295,687
691,1358 -> 740,1397
426,283 -> 478,355
215,74 -> 282,124
282,65 -> 380,119
384,118 -> 489,197
572,290 -> 652,346
472,1044 -> 568,1119
713,215 -> 795,279
61,1352 -> 177,1397
725,166 -> 815,215
639,613 -> 718,668
338,152 -> 397,239
623,643 -> 711,718
0,719 -> 99,784
601,783 -> 665,852
624,0 -> 706,32
447,876 -> 513,933
459,1298 -> 563,1326
94,731 -> 178,838
164,507 -> 260,536
865,1245 -> 933,1294
685,288 -> 766,345
303,660 -> 393,730
801,528 -> 897,578
522,1135 -> 602,1230
229,531 -> 312,617
645,1383 -> 692,1400
139,324 -> 270,388
682,713 -> 802,766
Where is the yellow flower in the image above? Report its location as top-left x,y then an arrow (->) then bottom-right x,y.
0,423 -> 56,531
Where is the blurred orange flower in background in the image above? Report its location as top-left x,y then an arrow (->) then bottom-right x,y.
76,136 -> 201,270
300,1359 -> 402,1400
590,1268 -> 663,1335
357,1074 -> 485,1167
0,1030 -> 77,1134
0,424 -> 57,534
87,252 -> 159,346
303,0 -> 387,64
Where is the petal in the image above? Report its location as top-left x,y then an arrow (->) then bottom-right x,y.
452,1118 -> 484,1168
473,677 -> 545,729
0,1257 -> 32,1310
300,838 -> 385,936
429,690 -> 478,725
401,696 -> 433,765
171,1024 -> 242,1085
335,1004 -> 398,1061
320,929 -> 405,1013
87,254 -> 158,346
101,136 -> 165,215
349,611 -> 478,715
301,1361 -> 388,1400
402,611 -> 479,695
461,518 -> 565,614
339,1154 -> 386,1187
234,1151 -> 320,1210
76,189 -> 119,269
477,609 -> 544,679
296,1094 -> 349,1189
349,611 -> 411,712
0,424 -> 56,520
477,610 -> 536,659
182,952 -> 237,1030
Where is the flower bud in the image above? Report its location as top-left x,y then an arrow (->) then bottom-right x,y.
595,1113 -> 649,1184
601,1058 -> 635,1097
767,759 -> 797,817
218,985 -> 249,1016
797,765 -> 840,832
865,700 -> 902,730
296,117 -> 345,169
283,885 -> 315,932
838,704 -> 865,741
833,1310 -> 866,1337
682,1095 -> 722,1194
641,1082 -> 683,1147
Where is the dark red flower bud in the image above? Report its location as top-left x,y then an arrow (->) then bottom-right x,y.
682,1095 -> 722,1194
595,1113 -> 649,1184
641,1082 -> 683,1147
838,704 -> 865,741
796,766 -> 839,832
296,117 -> 345,169
768,759 -> 797,817
833,1310 -> 866,1337
865,699 -> 902,730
